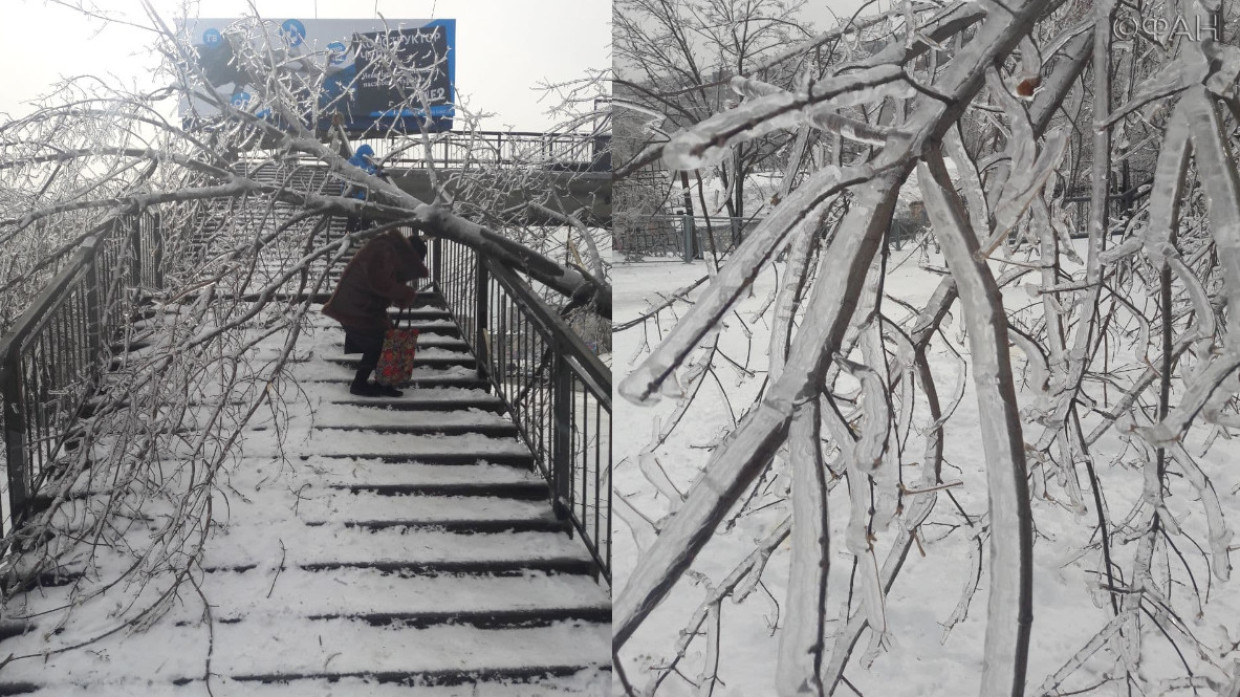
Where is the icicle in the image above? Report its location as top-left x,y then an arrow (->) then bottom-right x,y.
917,349 -> 968,436
776,400 -> 829,697
806,109 -> 901,146
861,325 -> 899,535
730,75 -> 782,100
696,602 -> 722,697
1097,237 -> 1142,265
1009,329 -> 1052,418
1137,350 -> 1240,445
836,353 -> 889,472
981,129 -> 1069,256
614,488 -> 659,552
1032,612 -> 1130,697
1183,88 -> 1240,348
1142,102 -> 1192,268
1169,257 -> 1216,341
941,536 -> 982,641
768,212 -> 821,383
843,469 -> 871,558
944,129 -> 989,243
870,455 -> 900,535
1168,444 -> 1234,581
856,548 -> 891,668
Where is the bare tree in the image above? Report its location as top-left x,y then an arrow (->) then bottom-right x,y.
614,0 -> 1240,694
615,0 -> 816,236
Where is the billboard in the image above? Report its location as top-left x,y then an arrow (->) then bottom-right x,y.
180,17 -> 456,134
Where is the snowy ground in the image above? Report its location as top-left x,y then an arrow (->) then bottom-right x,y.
611,244 -> 1240,696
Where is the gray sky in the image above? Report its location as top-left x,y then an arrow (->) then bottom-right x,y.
0,0 -> 611,130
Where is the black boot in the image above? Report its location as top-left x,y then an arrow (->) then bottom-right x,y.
350,367 -> 381,397
376,384 -> 403,398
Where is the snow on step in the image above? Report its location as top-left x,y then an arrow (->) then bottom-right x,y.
236,430 -> 530,458
283,406 -> 512,430
318,345 -> 474,361
206,568 -> 608,622
289,361 -> 479,382
25,671 -> 609,697
332,386 -> 497,403
225,339 -> 468,363
227,390 -> 504,418
325,388 -> 503,408
223,490 -> 556,525
230,457 -> 540,487
290,386 -> 502,409
203,525 -> 592,569
0,620 -> 609,686
219,619 -> 609,677
167,396 -> 506,432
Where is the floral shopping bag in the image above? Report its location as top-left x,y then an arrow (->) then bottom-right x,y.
375,326 -> 419,386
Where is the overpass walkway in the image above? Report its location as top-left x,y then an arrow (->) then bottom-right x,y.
0,165 -> 612,695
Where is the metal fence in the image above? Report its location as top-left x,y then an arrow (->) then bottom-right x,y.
617,214 -> 763,261
619,212 -> 943,260
0,212 -> 162,536
1061,184 -> 1151,238
433,236 -> 612,582
348,131 -> 611,172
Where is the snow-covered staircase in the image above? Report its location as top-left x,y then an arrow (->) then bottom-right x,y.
0,292 -> 610,696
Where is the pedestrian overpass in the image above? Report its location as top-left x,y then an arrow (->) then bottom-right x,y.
0,148 -> 612,694
350,130 -> 611,226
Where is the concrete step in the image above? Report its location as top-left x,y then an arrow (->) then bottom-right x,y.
332,480 -> 548,499
328,395 -> 504,412
322,354 -> 477,370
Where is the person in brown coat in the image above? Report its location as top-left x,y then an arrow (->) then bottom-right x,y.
323,229 -> 430,397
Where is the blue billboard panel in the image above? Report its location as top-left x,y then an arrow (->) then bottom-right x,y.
180,17 -> 456,134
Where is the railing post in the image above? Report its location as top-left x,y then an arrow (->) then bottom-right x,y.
2,354 -> 28,533
84,246 -> 102,367
432,237 -> 442,291
681,214 -> 695,263
552,345 -> 573,523
129,215 -> 142,290
475,256 -> 489,387
153,212 -> 164,290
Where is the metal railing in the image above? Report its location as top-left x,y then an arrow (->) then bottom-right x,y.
617,214 -> 763,261
347,131 -> 611,173
432,236 -> 612,583
0,212 -> 162,536
1062,183 -> 1152,238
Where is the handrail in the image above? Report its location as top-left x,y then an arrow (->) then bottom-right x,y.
371,131 -> 608,171
247,130 -> 612,173
430,235 -> 612,583
0,212 -> 161,537
483,260 -> 611,400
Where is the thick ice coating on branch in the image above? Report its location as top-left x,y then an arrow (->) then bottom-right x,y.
619,164 -> 872,404
662,64 -> 913,170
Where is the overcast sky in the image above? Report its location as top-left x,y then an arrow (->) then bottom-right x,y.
0,0 -> 611,130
